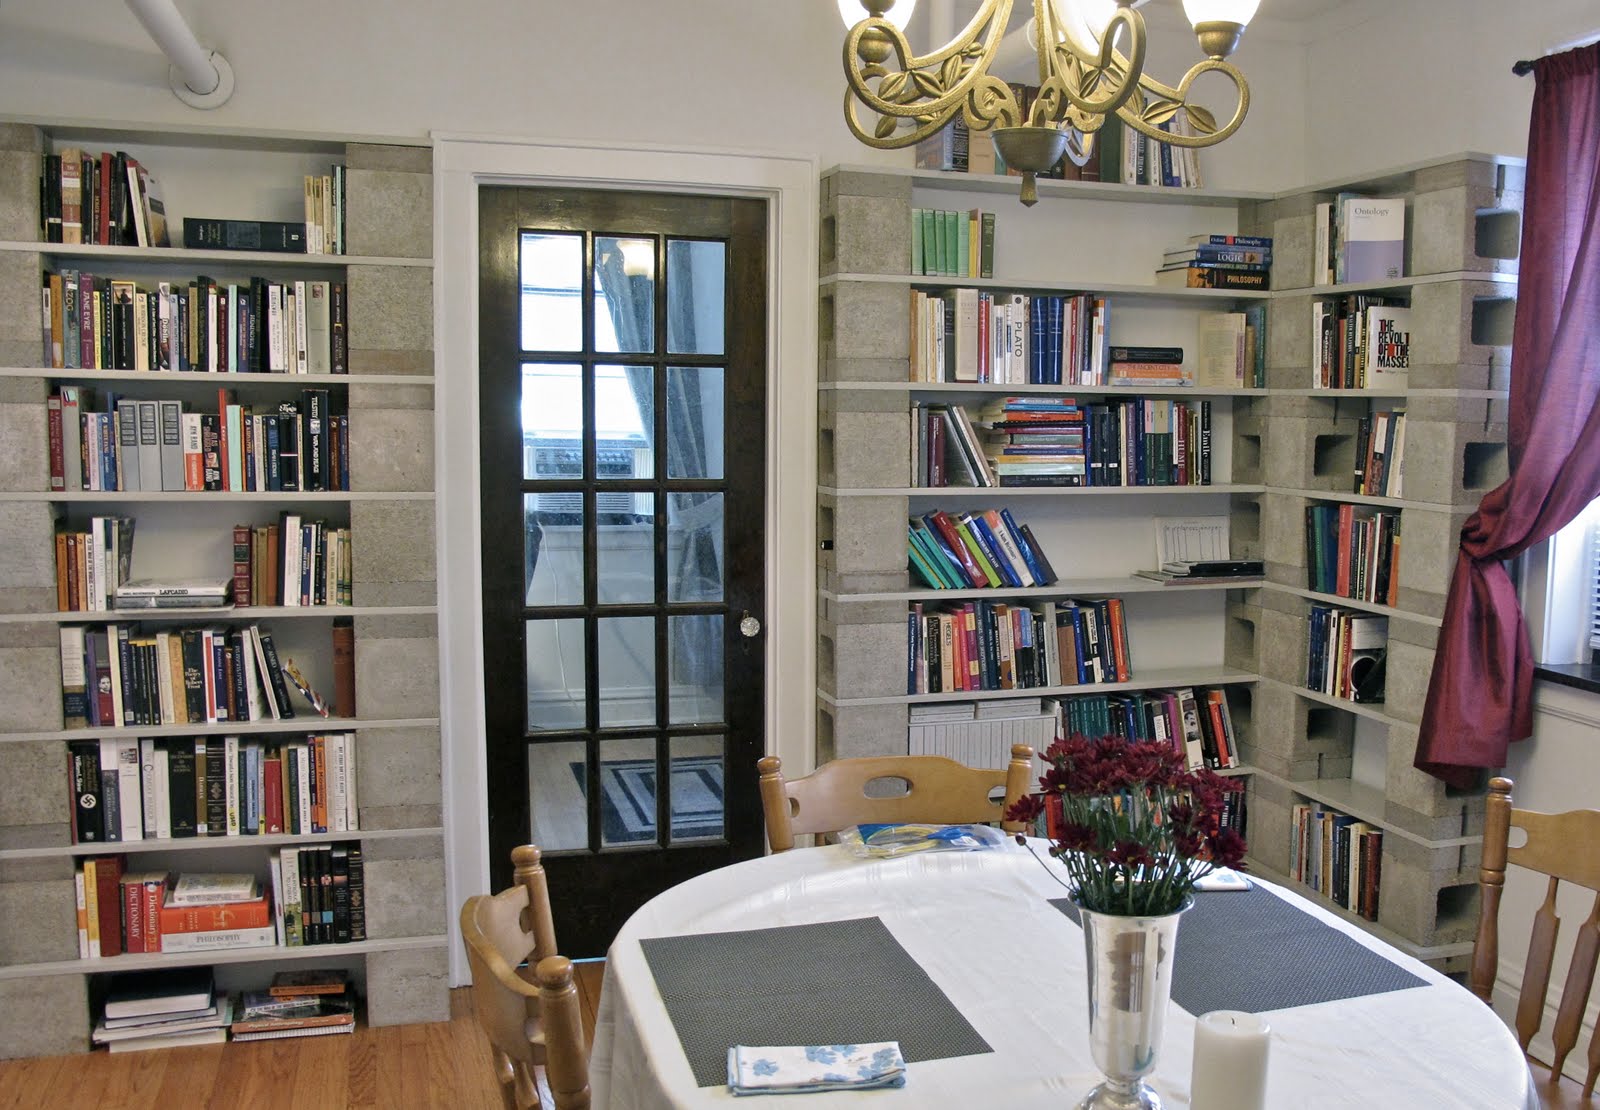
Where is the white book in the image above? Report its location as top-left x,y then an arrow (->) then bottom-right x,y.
293,279 -> 309,373
330,734 -> 348,833
181,413 -> 203,490
83,519 -> 102,611
249,627 -> 281,719
296,745 -> 313,836
306,281 -> 331,374
951,288 -> 980,382
279,847 -> 302,944
169,871 -> 258,904
344,733 -> 359,831
1340,195 -> 1405,283
1196,312 -> 1247,388
114,737 -> 143,840
105,1029 -> 227,1054
267,282 -> 286,372
224,285 -> 240,374
132,291 -> 150,373
139,738 -> 159,838
156,282 -> 174,369
159,927 -> 276,953
225,734 -> 241,836
153,743 -> 172,838
154,631 -> 174,724
269,852 -> 287,946
205,284 -> 218,373
1313,200 -> 1332,286
240,630 -> 264,722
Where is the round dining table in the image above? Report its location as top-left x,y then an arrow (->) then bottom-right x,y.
588,839 -> 1535,1108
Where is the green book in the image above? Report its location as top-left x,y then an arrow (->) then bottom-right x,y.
980,211 -> 995,278
953,518 -> 1001,587
910,208 -> 924,276
923,210 -> 939,277
957,212 -> 971,279
942,210 -> 958,278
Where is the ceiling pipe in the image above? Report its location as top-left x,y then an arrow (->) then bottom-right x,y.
123,0 -> 235,109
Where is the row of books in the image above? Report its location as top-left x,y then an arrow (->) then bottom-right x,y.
234,519 -> 354,608
94,969 -> 355,1053
986,395 -> 1215,488
1060,685 -> 1242,772
1312,298 -> 1410,389
909,290 -> 1109,386
39,148 -> 168,247
47,387 -> 349,493
1353,410 -> 1407,498
41,270 -> 348,374
58,621 -> 315,729
1306,503 -> 1401,606
1305,605 -> 1387,704
1314,194 -> 1405,286
67,732 -> 358,844
1290,803 -> 1383,920
907,596 -> 1132,695
52,515 -> 133,612
907,508 -> 1057,591
1155,233 -> 1273,290
184,172 -> 346,254
909,208 -> 996,278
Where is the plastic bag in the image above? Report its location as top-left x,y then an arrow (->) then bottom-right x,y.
837,822 -> 1009,859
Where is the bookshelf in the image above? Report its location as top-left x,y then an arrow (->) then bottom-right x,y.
818,154 -> 1518,970
0,122 -> 447,1058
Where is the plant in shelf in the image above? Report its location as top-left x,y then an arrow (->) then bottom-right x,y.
1006,734 -> 1244,1109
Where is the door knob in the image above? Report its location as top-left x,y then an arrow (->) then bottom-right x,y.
740,612 -> 762,638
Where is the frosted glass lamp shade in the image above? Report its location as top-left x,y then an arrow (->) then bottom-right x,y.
1181,0 -> 1260,27
837,0 -> 918,30
1051,0 -> 1119,54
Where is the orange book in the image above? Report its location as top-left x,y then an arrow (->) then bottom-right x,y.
1106,597 -> 1131,682
55,532 -> 70,611
1387,525 -> 1401,608
160,892 -> 271,934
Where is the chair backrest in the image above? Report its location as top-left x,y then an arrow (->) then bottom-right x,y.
757,743 -> 1036,853
459,844 -> 591,1110
1471,776 -> 1600,1098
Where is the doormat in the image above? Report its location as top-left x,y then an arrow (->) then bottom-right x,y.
570,756 -> 725,843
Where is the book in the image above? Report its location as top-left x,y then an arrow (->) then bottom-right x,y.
183,218 -> 309,253
104,967 -> 214,1020
160,924 -> 276,952
1195,313 -> 1247,388
107,1028 -> 228,1053
230,1022 -> 354,1042
268,968 -> 352,998
94,997 -> 231,1044
169,872 -> 259,904
1160,559 -> 1264,577
1340,195 -> 1405,282
1154,266 -> 1270,290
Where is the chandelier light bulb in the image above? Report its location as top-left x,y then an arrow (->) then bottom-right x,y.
1181,0 -> 1261,30
837,0 -> 918,31
1051,0 -> 1120,53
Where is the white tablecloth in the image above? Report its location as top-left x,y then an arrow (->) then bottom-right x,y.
589,841 -> 1534,1109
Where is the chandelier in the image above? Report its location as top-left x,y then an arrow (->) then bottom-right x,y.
841,0 -> 1260,204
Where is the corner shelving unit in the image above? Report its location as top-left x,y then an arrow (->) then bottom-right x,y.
0,120 -> 448,1057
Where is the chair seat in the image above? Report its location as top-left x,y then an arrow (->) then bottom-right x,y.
1528,1056 -> 1596,1107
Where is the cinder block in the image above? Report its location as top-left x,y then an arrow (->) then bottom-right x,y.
349,382 -> 434,411
823,495 -> 909,578
0,376 -> 47,404
824,192 -> 912,276
1394,507 -> 1469,618
365,944 -> 451,1026
364,855 -> 447,940
818,568 -> 908,596
0,740 -> 70,831
822,356 -> 911,384
0,877 -> 77,963
345,143 -> 432,175
0,502 -> 57,599
0,253 -> 44,365
0,403 -> 47,494
822,409 -> 909,489
1265,294 -> 1314,388
1260,492 -> 1310,576
1256,607 -> 1307,686
817,621 -> 906,701
1382,640 -> 1434,725
1408,280 -> 1512,369
1376,839 -> 1480,947
1387,616 -> 1440,651
1223,596 -> 1259,671
355,635 -> 440,719
1382,721 -> 1486,826
821,598 -> 904,627
347,265 -> 432,364
0,644 -> 63,732
0,976 -> 88,1058
351,501 -> 437,607
1263,411 -> 1363,493
817,701 -> 910,761
348,408 -> 434,492
1410,183 -> 1521,276
1266,210 -> 1315,293
1393,400 -> 1508,506
0,150 -> 42,243
827,281 -> 909,362
1242,788 -> 1293,873
345,168 -> 432,259
1230,496 -> 1263,560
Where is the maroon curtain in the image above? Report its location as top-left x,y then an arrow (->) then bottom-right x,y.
1416,43 -> 1600,787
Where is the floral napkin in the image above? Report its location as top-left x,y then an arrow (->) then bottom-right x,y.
727,1042 -> 907,1095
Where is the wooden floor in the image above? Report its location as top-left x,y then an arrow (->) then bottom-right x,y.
0,963 -> 604,1110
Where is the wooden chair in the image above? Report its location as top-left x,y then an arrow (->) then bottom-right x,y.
1471,776 -> 1600,1103
460,844 -> 591,1110
757,743 -> 1036,853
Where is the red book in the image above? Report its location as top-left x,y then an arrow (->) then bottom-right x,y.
961,603 -> 981,691
1106,598 -> 1131,682
1204,690 -> 1233,767
263,751 -> 284,834
217,389 -> 235,492
928,511 -> 986,588
160,893 -> 271,934
1335,504 -> 1354,597
120,876 -> 144,953
92,854 -> 125,957
232,524 -> 253,608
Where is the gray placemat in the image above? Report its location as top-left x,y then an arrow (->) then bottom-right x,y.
639,916 -> 992,1087
1051,886 -> 1427,1014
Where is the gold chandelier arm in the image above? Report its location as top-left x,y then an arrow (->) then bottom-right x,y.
1042,6 -> 1148,120
1117,58 -> 1250,147
842,0 -> 1017,146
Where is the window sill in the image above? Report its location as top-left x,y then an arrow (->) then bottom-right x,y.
1534,663 -> 1600,697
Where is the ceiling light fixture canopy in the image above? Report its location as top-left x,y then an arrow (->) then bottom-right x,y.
841,0 -> 1257,204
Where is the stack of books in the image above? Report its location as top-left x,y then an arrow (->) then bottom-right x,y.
161,872 -> 276,953
1108,345 -> 1189,388
93,968 -> 231,1053
1155,235 -> 1272,290
231,970 -> 356,1042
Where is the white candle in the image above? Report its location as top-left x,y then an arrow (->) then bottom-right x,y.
1190,1010 -> 1270,1110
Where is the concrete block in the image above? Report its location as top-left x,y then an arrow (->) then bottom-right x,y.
818,621 -> 906,701
1243,788 -> 1293,873
351,500 -> 437,607
0,502 -> 57,596
1267,211 -> 1315,293
828,281 -> 909,362
345,143 -> 432,175
0,878 -> 77,963
823,495 -> 909,578
357,725 -> 442,818
0,150 -> 42,242
1256,608 -> 1306,685
0,253 -> 44,358
1394,507 -> 1469,618
1408,280 -> 1512,369
354,613 -> 437,640
823,409 -> 909,489
347,265 -> 432,361
826,193 -> 911,276
1223,602 -> 1258,672
821,597 -> 905,626
349,382 -> 434,411
818,568 -> 909,596
345,169 -> 432,259
1410,183 -> 1521,276
1389,405 -> 1507,507
0,645 -> 63,732
348,408 -> 434,492
0,976 -> 89,1059
1261,492 -> 1310,573
1265,294 -> 1314,388
817,701 -> 910,761
1387,616 -> 1440,651
0,740 -> 69,829
1382,721 -> 1482,824
0,403 -> 49,493
830,170 -> 914,201
0,376 -> 47,404
1230,496 -> 1263,559
822,356 -> 911,384
364,855 -> 447,939
822,388 -> 911,416
365,944 -> 451,1026
355,635 -> 440,719
1382,640 -> 1434,725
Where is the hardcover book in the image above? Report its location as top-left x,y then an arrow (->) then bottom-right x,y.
183,218 -> 309,253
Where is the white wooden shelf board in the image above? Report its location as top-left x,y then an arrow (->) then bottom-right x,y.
0,935 -> 449,980
828,164 -> 1273,206
821,485 -> 1264,498
0,605 -> 436,625
1267,584 -> 1441,628
819,666 -> 1260,708
820,381 -> 1266,397
0,827 -> 444,861
0,240 -> 432,268
822,577 -> 1262,603
0,367 -> 433,386
0,718 -> 440,743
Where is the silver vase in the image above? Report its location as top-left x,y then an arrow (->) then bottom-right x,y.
1075,897 -> 1191,1110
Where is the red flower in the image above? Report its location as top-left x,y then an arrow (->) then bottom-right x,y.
1006,793 -> 1043,825
1207,827 -> 1248,869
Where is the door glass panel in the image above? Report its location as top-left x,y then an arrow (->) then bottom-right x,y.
597,503 -> 655,605
596,365 -> 653,481
523,493 -> 581,606
666,367 -> 724,479
598,615 -> 656,728
668,492 -> 724,603
526,618 -> 585,731
521,363 -> 584,482
528,740 -> 589,853
594,237 -> 655,354
666,240 -> 726,355
669,614 -> 724,725
520,233 -> 583,352
669,735 -> 726,843
598,736 -> 657,848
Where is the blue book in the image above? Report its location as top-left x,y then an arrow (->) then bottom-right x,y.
908,526 -> 957,589
1189,234 -> 1273,249
998,508 -> 1048,585
1048,297 -> 1064,386
965,514 -> 1023,587
1030,296 -> 1047,384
